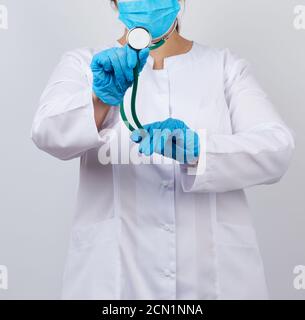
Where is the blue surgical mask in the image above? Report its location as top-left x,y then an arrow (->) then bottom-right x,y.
117,0 -> 181,40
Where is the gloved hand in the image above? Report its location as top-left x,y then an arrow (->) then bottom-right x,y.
131,118 -> 200,164
91,45 -> 149,106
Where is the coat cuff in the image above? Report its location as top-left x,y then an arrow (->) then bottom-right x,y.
180,129 -> 213,193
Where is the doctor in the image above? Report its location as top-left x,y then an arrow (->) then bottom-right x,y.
31,0 -> 295,300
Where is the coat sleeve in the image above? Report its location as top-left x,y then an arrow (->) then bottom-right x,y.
31,49 -> 114,161
180,48 -> 295,193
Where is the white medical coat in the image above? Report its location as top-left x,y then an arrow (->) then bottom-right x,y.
31,41 -> 295,300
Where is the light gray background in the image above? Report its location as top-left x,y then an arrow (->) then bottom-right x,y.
0,0 -> 304,300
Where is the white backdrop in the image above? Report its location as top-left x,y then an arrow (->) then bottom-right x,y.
0,0 -> 304,299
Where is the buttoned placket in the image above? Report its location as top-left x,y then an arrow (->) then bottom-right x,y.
149,61 -> 177,299
159,171 -> 176,299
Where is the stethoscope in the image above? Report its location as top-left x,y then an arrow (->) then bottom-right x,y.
120,20 -> 178,131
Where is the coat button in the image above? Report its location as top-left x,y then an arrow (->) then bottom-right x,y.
164,269 -> 171,277
160,223 -> 174,233
163,224 -> 170,232
164,269 -> 176,278
161,180 -> 174,190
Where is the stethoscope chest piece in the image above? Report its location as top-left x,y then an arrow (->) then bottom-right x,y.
127,27 -> 152,50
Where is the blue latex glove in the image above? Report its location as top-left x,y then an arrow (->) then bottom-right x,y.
91,45 -> 149,106
131,118 -> 200,164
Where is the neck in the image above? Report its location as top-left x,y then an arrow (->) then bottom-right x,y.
118,29 -> 193,70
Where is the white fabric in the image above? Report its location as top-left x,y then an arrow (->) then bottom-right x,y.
31,41 -> 295,300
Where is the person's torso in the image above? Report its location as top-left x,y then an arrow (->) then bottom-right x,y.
61,42 -> 268,300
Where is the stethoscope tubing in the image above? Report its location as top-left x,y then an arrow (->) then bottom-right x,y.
120,40 -> 165,131
120,19 -> 177,132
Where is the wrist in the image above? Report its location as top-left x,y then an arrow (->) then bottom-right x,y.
93,92 -> 107,106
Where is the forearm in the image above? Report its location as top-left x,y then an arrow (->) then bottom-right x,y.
180,123 -> 295,193
93,93 -> 111,130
